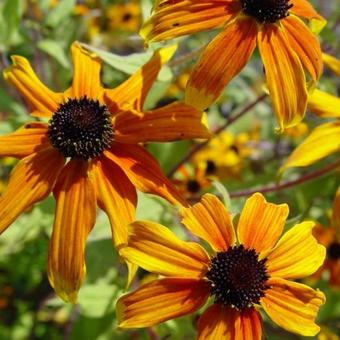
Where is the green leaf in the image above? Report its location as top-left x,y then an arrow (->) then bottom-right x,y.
212,180 -> 231,210
81,43 -> 173,82
37,40 -> 70,68
44,0 -> 76,28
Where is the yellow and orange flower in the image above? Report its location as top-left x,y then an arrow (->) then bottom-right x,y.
141,0 -> 324,131
117,193 -> 326,338
281,89 -> 340,172
0,42 -> 210,303
312,187 -> 340,287
192,129 -> 260,180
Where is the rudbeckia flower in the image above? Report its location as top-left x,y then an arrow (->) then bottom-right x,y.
0,42 -> 210,303
117,193 -> 326,338
281,89 -> 340,172
312,187 -> 340,287
141,0 -> 324,131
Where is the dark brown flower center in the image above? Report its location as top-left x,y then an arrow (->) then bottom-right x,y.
187,179 -> 201,194
241,0 -> 293,23
206,245 -> 270,310
327,242 -> 340,260
48,97 -> 114,160
205,160 -> 217,175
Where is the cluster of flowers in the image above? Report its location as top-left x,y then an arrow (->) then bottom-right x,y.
0,0 -> 339,338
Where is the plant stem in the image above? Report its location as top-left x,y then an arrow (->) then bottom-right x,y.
167,93 -> 267,178
229,160 -> 340,198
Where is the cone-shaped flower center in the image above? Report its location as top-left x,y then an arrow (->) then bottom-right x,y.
48,97 -> 114,160
206,245 -> 270,310
241,0 -> 293,23
327,241 -> 340,260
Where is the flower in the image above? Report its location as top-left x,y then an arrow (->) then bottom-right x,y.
322,53 -> 340,77
312,187 -> 340,287
0,42 -> 210,303
280,89 -> 340,172
192,129 -> 260,180
141,0 -> 324,131
117,193 -> 326,338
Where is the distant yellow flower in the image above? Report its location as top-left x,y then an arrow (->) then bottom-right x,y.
312,187 -> 340,288
192,128 -> 260,180
0,42 -> 210,302
106,2 -> 141,32
172,163 -> 212,198
117,193 -> 326,338
281,89 -> 340,171
141,0 -> 324,131
322,53 -> 340,77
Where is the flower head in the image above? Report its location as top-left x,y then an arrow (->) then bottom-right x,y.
117,193 -> 326,338
141,0 -> 324,131
0,42 -> 210,302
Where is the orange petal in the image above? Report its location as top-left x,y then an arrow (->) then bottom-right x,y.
0,148 -> 65,234
48,160 -> 96,303
69,42 -> 103,99
90,157 -> 137,247
105,45 -> 177,112
0,122 -> 50,158
198,304 -> 262,340
282,15 -> 322,82
237,193 -> 289,256
258,23 -> 308,131
261,278 -> 325,336
308,89 -> 340,118
267,221 -> 326,279
141,0 -> 240,42
3,56 -> 63,117
291,0 -> 325,21
90,157 -> 137,287
120,220 -> 210,278
186,17 -> 257,111
117,277 -> 210,328
105,144 -> 187,206
280,122 -> 340,171
113,101 -> 210,143
180,193 -> 236,252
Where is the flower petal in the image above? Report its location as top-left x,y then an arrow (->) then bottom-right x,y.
258,24 -> 308,131
237,193 -> 289,256
0,122 -> 50,158
90,157 -> 137,287
141,0 -> 241,42
282,15 -> 322,82
114,101 -> 210,143
0,148 -> 64,234
291,0 -> 325,21
267,221 -> 326,279
322,53 -> 340,77
261,278 -> 325,336
105,45 -> 176,112
198,305 -> 262,340
308,89 -> 340,118
180,193 -> 236,252
69,42 -> 103,99
280,122 -> 340,171
3,56 -> 63,117
105,144 -> 187,206
117,278 -> 210,328
48,160 -> 96,303
186,17 -> 257,111
120,220 -> 210,277
90,157 -> 137,247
